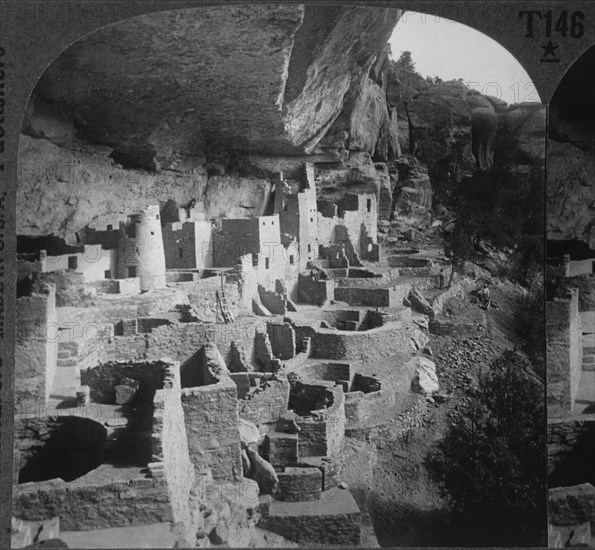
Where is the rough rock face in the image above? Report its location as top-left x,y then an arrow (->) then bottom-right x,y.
390,156 -> 432,226
315,151 -> 389,202
397,73 -> 474,195
547,140 -> 595,249
547,46 -> 595,250
495,102 -> 546,164
17,135 -> 206,237
19,5 -> 404,235
29,5 -> 401,167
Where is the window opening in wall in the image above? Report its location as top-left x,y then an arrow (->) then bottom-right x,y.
126,224 -> 136,238
107,224 -> 113,231
156,214 -> 160,220
265,258 -> 270,269
308,244 -> 311,252
283,200 -> 288,212
178,247 -> 184,258
366,199 -> 372,213
127,266 -> 137,278
151,231 -> 155,235
104,270 -> 111,279
290,255 -> 294,265
68,256 -> 78,270
310,217 -> 313,222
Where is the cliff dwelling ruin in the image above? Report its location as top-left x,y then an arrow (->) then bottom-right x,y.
11,4 -> 550,549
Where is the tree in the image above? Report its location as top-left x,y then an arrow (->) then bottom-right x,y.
394,50 -> 415,72
426,351 -> 546,546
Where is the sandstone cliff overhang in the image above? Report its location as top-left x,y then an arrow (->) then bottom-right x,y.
27,5 -> 401,170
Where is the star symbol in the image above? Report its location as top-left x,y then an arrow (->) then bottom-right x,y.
541,40 -> 560,58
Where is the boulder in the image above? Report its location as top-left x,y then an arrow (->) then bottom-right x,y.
408,288 -> 435,318
114,384 -> 137,405
569,522 -> 591,547
37,517 -> 60,542
238,418 -> 261,448
245,447 -> 279,495
410,327 -> 430,351
412,315 -> 429,330
411,357 -> 440,396
208,521 -> 229,545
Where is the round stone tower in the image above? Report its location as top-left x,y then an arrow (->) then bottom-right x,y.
137,205 -> 166,291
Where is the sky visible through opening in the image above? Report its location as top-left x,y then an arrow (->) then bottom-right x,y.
389,12 -> 540,105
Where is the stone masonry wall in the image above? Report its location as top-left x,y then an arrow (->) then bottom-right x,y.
15,284 -> 58,409
547,290 -> 582,419
267,321 -> 296,360
274,467 -> 322,502
151,361 -> 194,527
13,477 -> 173,531
237,375 -> 290,425
311,322 -> 409,361
181,379 -> 243,482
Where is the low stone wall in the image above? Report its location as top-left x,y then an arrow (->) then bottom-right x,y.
274,467 -> 322,502
310,322 -> 409,361
334,286 -> 395,307
386,256 -> 433,268
13,476 -> 173,531
262,488 -> 361,545
344,388 -> 395,425
89,277 -> 140,295
80,360 -> 171,404
108,316 -> 268,369
295,362 -> 353,387
295,386 -> 345,459
237,374 -> 289,425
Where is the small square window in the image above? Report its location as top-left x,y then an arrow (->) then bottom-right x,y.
151,231 -> 155,235
156,214 -> 160,220
127,266 -> 137,278
104,270 -> 112,279
310,218 -> 313,222
107,224 -> 113,231
68,256 -> 78,270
